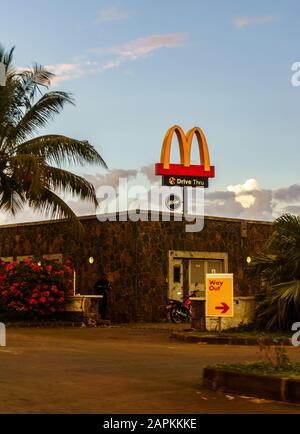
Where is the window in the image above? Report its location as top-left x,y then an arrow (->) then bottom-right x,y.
16,255 -> 33,264
1,257 -> 13,263
189,259 -> 224,292
207,260 -> 223,274
16,254 -> 62,264
173,266 -> 181,283
190,260 -> 205,285
42,254 -> 62,263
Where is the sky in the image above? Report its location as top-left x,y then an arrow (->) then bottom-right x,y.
1,0 -> 300,223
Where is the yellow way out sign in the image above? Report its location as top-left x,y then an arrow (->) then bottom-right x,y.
206,273 -> 234,318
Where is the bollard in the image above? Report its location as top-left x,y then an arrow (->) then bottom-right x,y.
191,299 -> 206,331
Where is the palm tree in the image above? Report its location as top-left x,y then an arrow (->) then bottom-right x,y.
248,213 -> 300,330
0,45 -> 107,223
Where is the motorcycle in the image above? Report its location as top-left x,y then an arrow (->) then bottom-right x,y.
166,290 -> 198,323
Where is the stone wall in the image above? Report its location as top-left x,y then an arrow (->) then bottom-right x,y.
0,213 -> 272,322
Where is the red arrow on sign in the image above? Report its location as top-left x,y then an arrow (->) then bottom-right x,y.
215,302 -> 230,314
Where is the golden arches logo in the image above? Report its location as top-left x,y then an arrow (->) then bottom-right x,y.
155,125 -> 215,179
160,125 -> 211,171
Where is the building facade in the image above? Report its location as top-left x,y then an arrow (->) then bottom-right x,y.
0,213 -> 272,324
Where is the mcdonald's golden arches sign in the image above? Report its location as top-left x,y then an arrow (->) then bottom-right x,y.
155,125 -> 215,187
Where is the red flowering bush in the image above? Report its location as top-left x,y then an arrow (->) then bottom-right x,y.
0,257 -> 74,316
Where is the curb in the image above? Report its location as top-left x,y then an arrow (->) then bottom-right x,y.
4,321 -> 176,330
110,325 -> 190,333
171,332 -> 292,346
203,367 -> 300,404
5,319 -> 111,328
5,321 -> 83,328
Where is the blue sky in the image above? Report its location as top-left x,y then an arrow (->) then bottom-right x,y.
1,0 -> 300,221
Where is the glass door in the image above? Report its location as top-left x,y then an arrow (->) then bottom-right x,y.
189,259 -> 223,296
189,260 -> 205,296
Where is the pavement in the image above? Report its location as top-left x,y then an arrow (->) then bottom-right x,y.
0,326 -> 299,414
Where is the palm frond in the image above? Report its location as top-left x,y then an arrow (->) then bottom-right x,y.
17,135 -> 107,168
0,45 -> 15,70
267,214 -> 300,251
0,172 -> 25,215
0,77 -> 24,142
16,64 -> 54,106
247,253 -> 294,286
251,213 -> 300,330
256,280 -> 300,330
8,91 -> 74,143
42,166 -> 97,205
0,45 -> 106,230
27,187 -> 82,231
7,154 -> 46,198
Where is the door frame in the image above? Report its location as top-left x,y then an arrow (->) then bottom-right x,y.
168,250 -> 229,299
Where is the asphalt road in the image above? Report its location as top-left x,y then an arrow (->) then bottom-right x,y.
0,327 -> 299,414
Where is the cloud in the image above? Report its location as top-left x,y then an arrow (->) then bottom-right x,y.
204,179 -> 300,221
283,205 -> 300,214
205,179 -> 275,220
31,32 -> 186,85
45,60 -> 121,84
2,169 -> 300,225
273,184 -> 300,203
140,163 -> 157,184
233,15 -> 277,28
86,168 -> 138,191
227,178 -> 259,195
1,205 -> 53,225
205,183 -> 274,221
87,33 -> 187,74
235,194 -> 256,208
227,178 -> 259,209
97,6 -> 128,22
204,190 -> 244,218
100,58 -> 122,72
46,63 -> 83,84
94,33 -> 187,60
239,189 -> 274,220
15,64 -> 84,85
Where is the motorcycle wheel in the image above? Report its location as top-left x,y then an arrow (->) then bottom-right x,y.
170,306 -> 184,324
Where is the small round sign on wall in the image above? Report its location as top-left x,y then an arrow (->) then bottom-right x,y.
165,194 -> 182,211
